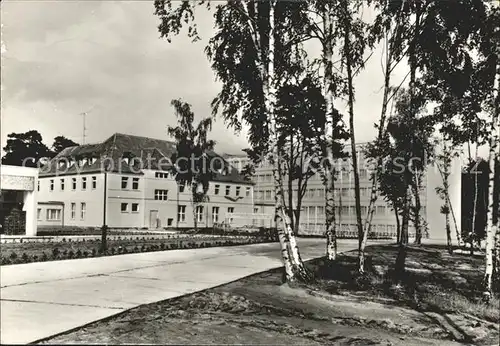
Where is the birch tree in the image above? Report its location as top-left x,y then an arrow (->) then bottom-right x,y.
155,0 -> 314,282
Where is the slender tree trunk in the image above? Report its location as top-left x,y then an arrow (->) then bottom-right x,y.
412,172 -> 422,245
483,71 -> 499,298
472,150 -> 479,254
395,189 -> 410,278
360,26 -> 396,272
288,134 -> 295,234
394,206 -> 400,243
322,5 -> 338,261
442,141 -> 453,254
341,11 -> 363,272
265,0 -> 310,282
435,155 -> 463,247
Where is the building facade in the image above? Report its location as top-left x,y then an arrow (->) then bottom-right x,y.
0,165 -> 39,236
226,143 -> 461,240
37,133 -> 254,230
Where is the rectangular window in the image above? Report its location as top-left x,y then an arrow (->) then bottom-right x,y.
235,186 -> 241,196
92,176 -> 97,189
46,209 -> 61,221
259,190 -> 264,200
225,185 -> 230,196
349,206 -> 356,215
266,174 -> 272,182
377,206 -> 386,215
265,190 -> 272,200
82,177 -> 87,190
317,206 -> 324,216
71,203 -> 76,220
227,207 -> 234,223
132,177 -> 139,190
49,179 -> 54,191
196,206 -> 204,222
80,202 -> 86,220
212,206 -> 219,223
179,183 -> 185,193
155,172 -> 169,179
154,189 -> 168,201
131,203 -> 139,212
121,177 -> 128,189
37,208 -> 42,220
214,184 -> 220,195
318,189 -> 325,198
361,206 -> 367,216
341,188 -> 348,197
177,205 -> 186,223
72,178 -> 77,190
121,203 -> 128,213
60,178 -> 65,191
246,187 -> 251,197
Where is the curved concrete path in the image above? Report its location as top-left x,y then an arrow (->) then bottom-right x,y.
0,238 -> 368,344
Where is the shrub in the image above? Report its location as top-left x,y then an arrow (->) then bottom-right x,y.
123,247 -> 128,254
110,248 -> 115,255
133,245 -> 139,253
21,253 -> 29,263
68,238 -> 72,242
32,255 -> 38,262
76,249 -> 82,258
141,244 -> 146,252
83,251 -> 89,258
68,250 -> 74,259
2,257 -> 12,265
41,252 -> 48,261
160,243 -> 165,250
52,248 -> 60,259
62,238 -> 67,242
91,248 -> 96,257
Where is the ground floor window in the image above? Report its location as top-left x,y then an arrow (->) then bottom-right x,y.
46,209 -> 61,221
196,206 -> 204,222
121,203 -> 128,213
131,203 -> 139,212
212,206 -> 219,223
80,203 -> 86,220
177,205 -> 186,223
37,208 -> 42,220
71,203 -> 76,219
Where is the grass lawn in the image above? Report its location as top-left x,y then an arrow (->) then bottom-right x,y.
41,243 -> 499,345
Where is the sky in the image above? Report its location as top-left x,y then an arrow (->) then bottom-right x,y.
0,0 -> 457,158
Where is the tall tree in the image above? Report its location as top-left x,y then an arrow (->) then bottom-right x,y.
155,0 -> 313,282
1,131 -> 51,167
168,99 -> 215,233
51,136 -> 79,157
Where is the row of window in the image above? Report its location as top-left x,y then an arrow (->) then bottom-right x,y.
121,203 -> 139,213
43,177 -> 98,192
121,177 -> 140,190
177,205 -> 234,223
37,203 -> 86,221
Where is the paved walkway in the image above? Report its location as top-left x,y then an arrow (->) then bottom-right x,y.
0,238 -> 362,344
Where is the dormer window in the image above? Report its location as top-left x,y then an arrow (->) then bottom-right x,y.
58,160 -> 65,169
91,157 -> 97,165
122,151 -> 133,165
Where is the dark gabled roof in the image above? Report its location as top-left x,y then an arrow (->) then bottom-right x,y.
40,133 -> 252,185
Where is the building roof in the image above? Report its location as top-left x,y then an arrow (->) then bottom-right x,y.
40,133 -> 253,185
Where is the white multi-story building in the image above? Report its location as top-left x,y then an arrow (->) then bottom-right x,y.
37,133 -> 254,230
226,143 -> 462,240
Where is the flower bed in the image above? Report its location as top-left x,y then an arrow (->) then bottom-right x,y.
0,235 -> 275,266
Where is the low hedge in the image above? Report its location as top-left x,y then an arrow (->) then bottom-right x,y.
0,236 -> 274,266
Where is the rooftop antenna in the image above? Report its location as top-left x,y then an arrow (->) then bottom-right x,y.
79,105 -> 97,144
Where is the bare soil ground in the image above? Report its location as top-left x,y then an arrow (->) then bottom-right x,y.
42,244 -> 499,345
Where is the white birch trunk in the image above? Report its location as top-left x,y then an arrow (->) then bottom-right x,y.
483,71 -> 499,297
322,5 -> 337,261
265,0 -> 309,282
